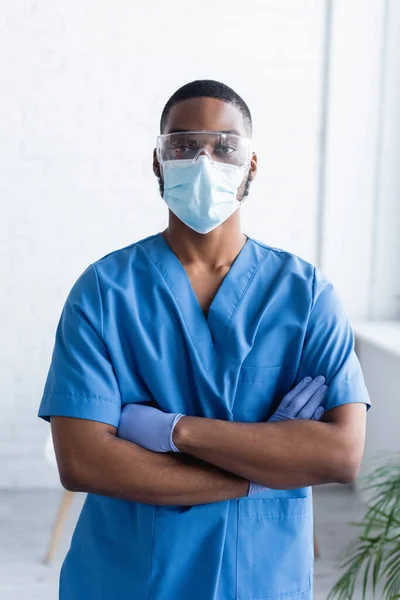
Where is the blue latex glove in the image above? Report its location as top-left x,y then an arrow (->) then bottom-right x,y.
268,375 -> 327,423
117,404 -> 184,453
248,375 -> 327,497
118,376 -> 327,481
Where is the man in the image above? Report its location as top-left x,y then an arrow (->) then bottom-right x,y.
38,80 -> 370,600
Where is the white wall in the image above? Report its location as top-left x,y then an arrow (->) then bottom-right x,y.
0,0 -> 326,488
369,0 -> 400,319
321,0 -> 400,321
0,0 -> 398,488
320,0 -> 386,318
354,324 -> 400,494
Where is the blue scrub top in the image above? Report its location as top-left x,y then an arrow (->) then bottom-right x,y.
38,233 -> 370,600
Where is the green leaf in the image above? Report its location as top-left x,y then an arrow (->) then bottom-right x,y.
372,544 -> 384,592
329,453 -> 400,600
362,555 -> 372,599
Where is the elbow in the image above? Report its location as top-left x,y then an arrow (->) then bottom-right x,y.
60,473 -> 82,492
336,463 -> 360,485
333,451 -> 361,485
59,471 -> 81,492
58,462 -> 87,493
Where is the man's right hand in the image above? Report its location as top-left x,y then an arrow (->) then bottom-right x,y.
247,376 -> 327,496
268,375 -> 327,423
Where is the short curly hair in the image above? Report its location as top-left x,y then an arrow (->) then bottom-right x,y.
160,79 -> 252,137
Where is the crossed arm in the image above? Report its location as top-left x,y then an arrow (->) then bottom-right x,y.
51,416 -> 249,506
172,403 -> 366,489
51,401 -> 365,506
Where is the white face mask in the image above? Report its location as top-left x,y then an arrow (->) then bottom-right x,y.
161,156 -> 248,234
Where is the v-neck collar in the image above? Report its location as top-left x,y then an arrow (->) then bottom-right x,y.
142,232 -> 266,370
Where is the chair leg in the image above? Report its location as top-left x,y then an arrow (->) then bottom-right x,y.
43,490 -> 75,564
314,533 -> 321,559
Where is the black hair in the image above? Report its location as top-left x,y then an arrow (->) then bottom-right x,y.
160,79 -> 252,136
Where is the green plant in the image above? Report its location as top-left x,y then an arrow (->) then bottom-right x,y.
328,456 -> 400,600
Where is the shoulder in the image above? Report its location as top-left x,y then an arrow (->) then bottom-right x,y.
249,237 -> 338,306
67,234 -> 159,301
93,233 -> 158,274
249,237 -> 316,280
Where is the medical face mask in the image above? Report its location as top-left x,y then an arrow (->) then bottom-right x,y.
161,155 -> 249,234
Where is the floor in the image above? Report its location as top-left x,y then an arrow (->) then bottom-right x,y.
0,486 -> 376,599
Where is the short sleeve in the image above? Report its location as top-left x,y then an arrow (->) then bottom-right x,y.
38,264 -> 121,427
297,267 -> 371,413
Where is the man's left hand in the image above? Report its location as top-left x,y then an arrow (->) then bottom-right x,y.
117,404 -> 183,453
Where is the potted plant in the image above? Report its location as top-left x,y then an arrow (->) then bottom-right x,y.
328,455 -> 400,599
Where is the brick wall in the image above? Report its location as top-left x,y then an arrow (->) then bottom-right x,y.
2,1 -> 397,488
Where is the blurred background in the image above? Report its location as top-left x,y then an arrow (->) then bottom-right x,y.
0,1 -> 399,599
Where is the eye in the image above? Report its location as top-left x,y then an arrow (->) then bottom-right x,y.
170,141 -> 198,156
215,144 -> 237,156
171,143 -> 189,152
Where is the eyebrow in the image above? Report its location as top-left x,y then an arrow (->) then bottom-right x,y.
166,128 -> 242,136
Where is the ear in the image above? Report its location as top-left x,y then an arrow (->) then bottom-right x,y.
153,149 -> 161,178
249,152 -> 258,181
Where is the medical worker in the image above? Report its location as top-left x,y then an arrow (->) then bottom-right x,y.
38,80 -> 370,600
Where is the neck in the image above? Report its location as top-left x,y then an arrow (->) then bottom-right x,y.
161,213 -> 247,268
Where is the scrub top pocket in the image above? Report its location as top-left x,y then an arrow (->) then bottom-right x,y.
237,497 -> 313,600
234,365 -> 293,422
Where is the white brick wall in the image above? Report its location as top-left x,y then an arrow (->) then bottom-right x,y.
368,0 -> 400,319
321,0 -> 400,320
0,0 -> 326,488
0,0 -> 398,488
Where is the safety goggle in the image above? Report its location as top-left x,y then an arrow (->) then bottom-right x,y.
156,131 -> 251,168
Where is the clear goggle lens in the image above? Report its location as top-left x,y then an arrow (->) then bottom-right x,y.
156,131 -> 251,168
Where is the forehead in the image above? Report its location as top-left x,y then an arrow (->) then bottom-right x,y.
163,97 -> 248,137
